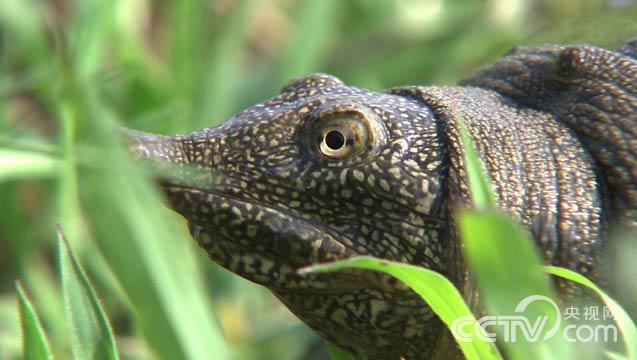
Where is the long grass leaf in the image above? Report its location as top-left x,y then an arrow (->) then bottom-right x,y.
458,121 -> 571,359
194,0 -> 255,128
75,94 -> 229,360
326,343 -> 354,360
456,119 -> 496,209
58,226 -> 119,360
527,7 -> 637,48
16,280 -> 54,360
545,266 -> 637,360
301,256 -> 501,360
277,0 -> 339,83
458,211 -> 571,359
0,149 -> 59,182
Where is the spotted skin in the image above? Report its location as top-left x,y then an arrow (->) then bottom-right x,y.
129,41 -> 637,360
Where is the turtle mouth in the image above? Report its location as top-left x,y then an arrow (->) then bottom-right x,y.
161,184 -> 359,286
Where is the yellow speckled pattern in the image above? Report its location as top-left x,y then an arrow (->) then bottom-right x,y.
128,40 -> 636,360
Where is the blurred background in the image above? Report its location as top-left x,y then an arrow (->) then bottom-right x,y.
1,0 -> 636,359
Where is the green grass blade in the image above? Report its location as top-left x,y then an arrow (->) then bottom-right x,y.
57,226 -> 119,360
22,254 -> 69,353
545,266 -> 637,359
15,280 -> 54,360
301,256 -> 501,360
76,98 -> 229,360
193,0 -> 255,128
67,0 -> 115,79
57,100 -> 84,250
606,351 -> 631,360
527,7 -> 637,49
326,343 -> 354,360
456,119 -> 496,209
277,0 -> 339,83
0,149 -> 59,182
458,211 -> 570,359
51,21 -> 230,355
458,115 -> 571,358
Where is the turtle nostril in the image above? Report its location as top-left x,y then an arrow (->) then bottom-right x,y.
325,130 -> 345,150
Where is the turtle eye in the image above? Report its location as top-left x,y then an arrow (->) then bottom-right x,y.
325,130 -> 345,150
314,115 -> 367,159
302,104 -> 388,165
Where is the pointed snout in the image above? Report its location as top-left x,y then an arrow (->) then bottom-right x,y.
125,129 -> 190,165
123,128 -> 220,191
123,127 -> 223,167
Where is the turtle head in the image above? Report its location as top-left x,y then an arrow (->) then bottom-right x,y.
128,73 -> 455,358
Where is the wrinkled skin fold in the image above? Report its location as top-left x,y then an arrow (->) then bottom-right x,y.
128,39 -> 637,360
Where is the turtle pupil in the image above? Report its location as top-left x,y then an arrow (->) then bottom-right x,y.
325,130 -> 345,150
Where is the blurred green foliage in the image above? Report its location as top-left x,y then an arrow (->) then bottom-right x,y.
1,0 -> 636,359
